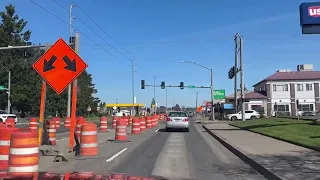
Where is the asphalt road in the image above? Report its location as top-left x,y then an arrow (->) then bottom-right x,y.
109,120 -> 266,180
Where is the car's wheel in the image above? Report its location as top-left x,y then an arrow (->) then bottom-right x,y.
231,116 -> 237,121
250,116 -> 256,120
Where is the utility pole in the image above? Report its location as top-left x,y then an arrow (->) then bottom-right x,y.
196,91 -> 198,110
67,4 -> 75,118
7,71 -> 10,113
165,88 -> 168,114
210,69 -> 215,121
132,59 -> 135,116
154,77 -> 156,114
234,34 -> 239,112
239,35 -> 245,121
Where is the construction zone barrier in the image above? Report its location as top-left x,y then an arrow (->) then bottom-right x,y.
5,118 -> 15,128
111,173 -> 126,179
112,116 -> 117,129
29,118 -> 37,131
139,117 -> 146,132
99,116 -> 108,132
114,119 -> 129,142
151,115 -> 156,128
64,117 -> 71,129
8,128 -> 39,177
123,116 -> 129,126
129,116 -> 133,125
131,118 -> 140,135
0,125 -> 16,173
54,117 -> 60,130
79,123 -> 98,156
76,118 -> 86,139
47,120 -> 56,146
146,116 -> 152,129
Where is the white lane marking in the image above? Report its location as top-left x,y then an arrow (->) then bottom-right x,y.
106,148 -> 128,162
155,129 -> 160,132
56,138 -> 66,142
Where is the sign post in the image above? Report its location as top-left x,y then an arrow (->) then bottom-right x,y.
33,34 -> 87,151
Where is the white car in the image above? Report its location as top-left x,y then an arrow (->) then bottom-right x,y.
227,110 -> 260,121
166,111 -> 189,132
0,110 -> 18,124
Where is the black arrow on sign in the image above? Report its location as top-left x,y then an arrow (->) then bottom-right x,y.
62,55 -> 76,72
43,55 -> 57,72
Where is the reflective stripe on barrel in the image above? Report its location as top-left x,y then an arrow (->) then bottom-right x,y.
54,117 -> 60,130
99,116 -> 108,132
115,119 -> 127,141
112,116 -> 117,129
8,128 -> 39,177
131,118 -> 140,135
64,118 -> 70,129
80,123 -> 98,156
29,118 -> 37,131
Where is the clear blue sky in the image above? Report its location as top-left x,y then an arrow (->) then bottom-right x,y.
1,0 -> 320,107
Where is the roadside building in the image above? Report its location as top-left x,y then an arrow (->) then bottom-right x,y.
226,64 -> 320,117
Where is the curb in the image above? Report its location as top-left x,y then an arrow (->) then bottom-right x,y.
229,124 -> 320,152
202,125 -> 281,180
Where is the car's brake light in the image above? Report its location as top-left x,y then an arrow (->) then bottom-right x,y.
166,118 -> 172,121
184,118 -> 188,122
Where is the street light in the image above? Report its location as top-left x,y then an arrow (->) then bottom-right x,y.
0,63 -> 11,113
180,60 -> 215,120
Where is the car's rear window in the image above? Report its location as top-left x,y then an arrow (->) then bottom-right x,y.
168,112 -> 187,117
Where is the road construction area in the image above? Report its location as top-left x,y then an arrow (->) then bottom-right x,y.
38,117 -> 265,180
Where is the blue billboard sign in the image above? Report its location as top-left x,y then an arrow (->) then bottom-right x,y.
300,2 -> 320,34
223,104 -> 234,109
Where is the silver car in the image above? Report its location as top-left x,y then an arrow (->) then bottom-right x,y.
166,111 -> 189,132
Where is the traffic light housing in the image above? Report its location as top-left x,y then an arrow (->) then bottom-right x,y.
228,66 -> 235,79
161,81 -> 165,89
141,80 -> 145,89
180,82 -> 184,89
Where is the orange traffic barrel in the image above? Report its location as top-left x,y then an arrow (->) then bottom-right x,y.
112,116 -> 117,129
127,176 -> 145,180
29,118 -> 37,131
79,123 -> 98,156
54,117 -> 60,130
131,118 -> 140,135
76,118 -> 86,139
151,115 -> 156,128
111,173 -> 126,179
47,120 -> 56,145
64,117 -> 70,129
123,116 -> 129,126
0,125 -> 15,173
99,116 -> 108,132
145,116 -> 152,129
139,117 -> 146,132
129,116 -> 133,125
74,172 -> 95,179
5,118 -> 15,128
114,119 -> 128,141
8,128 -> 39,177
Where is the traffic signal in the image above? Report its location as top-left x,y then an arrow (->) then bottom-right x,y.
141,80 -> 145,89
161,81 -> 165,89
180,82 -> 184,89
228,66 -> 235,79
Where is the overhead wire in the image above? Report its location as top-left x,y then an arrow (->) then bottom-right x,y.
29,0 -> 131,68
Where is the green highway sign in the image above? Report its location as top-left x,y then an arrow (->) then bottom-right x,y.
213,89 -> 225,100
0,86 -> 5,90
188,85 -> 196,88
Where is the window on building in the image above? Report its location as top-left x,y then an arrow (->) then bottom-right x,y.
306,84 -> 313,91
274,104 -> 290,112
297,84 -> 304,91
298,104 -> 314,112
273,84 -> 289,92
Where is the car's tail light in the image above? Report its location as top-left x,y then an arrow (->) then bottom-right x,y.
184,118 -> 188,122
166,118 -> 172,121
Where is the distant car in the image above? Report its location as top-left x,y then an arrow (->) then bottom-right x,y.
301,111 -> 316,116
0,110 -> 17,124
227,110 -> 260,121
166,111 -> 189,132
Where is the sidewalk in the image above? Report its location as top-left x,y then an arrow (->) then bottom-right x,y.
203,123 -> 320,180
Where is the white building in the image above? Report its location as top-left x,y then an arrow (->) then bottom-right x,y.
227,64 -> 320,116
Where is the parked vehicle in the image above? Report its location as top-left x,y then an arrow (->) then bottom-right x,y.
0,110 -> 17,124
226,110 -> 260,121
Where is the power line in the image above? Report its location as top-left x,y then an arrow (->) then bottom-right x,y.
51,0 -> 150,79
29,0 -> 131,68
